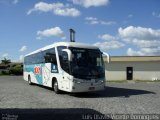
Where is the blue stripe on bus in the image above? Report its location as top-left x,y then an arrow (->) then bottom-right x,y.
24,64 -> 45,85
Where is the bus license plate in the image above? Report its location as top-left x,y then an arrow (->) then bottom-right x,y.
89,87 -> 95,90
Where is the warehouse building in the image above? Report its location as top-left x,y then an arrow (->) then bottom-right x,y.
104,56 -> 160,81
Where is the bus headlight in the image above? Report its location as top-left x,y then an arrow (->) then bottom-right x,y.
67,76 -> 72,80
95,79 -> 104,83
101,80 -> 104,83
73,79 -> 81,84
77,81 -> 81,84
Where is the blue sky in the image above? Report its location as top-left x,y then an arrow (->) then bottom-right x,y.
0,0 -> 160,62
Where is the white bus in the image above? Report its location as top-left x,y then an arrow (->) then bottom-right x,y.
23,42 -> 106,93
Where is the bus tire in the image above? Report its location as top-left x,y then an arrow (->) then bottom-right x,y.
28,75 -> 32,85
52,79 -> 60,94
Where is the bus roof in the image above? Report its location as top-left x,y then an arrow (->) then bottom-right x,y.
25,42 -> 99,57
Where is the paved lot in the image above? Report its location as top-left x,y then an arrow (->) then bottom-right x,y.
0,76 -> 160,119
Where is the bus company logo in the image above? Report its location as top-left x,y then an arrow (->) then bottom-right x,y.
34,66 -> 41,74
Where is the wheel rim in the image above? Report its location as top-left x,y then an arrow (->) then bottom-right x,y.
54,81 -> 58,91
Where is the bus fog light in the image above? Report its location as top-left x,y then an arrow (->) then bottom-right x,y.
72,86 -> 75,89
73,79 -> 77,83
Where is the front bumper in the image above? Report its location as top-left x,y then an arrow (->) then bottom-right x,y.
69,81 -> 105,93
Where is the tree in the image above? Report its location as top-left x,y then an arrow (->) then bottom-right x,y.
1,58 -> 11,65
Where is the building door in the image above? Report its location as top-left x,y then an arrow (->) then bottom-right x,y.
126,67 -> 133,80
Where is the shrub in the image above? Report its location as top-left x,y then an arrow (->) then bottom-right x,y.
1,70 -> 9,75
9,65 -> 23,75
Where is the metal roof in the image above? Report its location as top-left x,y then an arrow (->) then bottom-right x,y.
25,42 -> 99,57
103,56 -> 160,62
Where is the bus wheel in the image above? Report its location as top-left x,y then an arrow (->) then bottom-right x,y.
28,75 -> 32,85
53,80 -> 60,94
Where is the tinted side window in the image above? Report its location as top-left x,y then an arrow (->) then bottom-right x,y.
24,48 -> 56,65
24,55 -> 33,65
44,48 -> 57,65
30,52 -> 44,64
57,46 -> 70,73
24,56 -> 28,64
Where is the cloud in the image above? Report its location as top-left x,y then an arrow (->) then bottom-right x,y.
127,47 -> 160,56
37,27 -> 65,40
19,55 -> 24,62
85,17 -> 97,21
2,53 -> 9,58
72,0 -> 109,8
131,39 -> 160,48
127,48 -> 144,56
27,2 -> 80,17
94,33 -> 125,51
128,14 -> 133,18
13,0 -> 18,4
123,14 -> 133,24
19,46 -> 27,52
94,41 -> 125,51
119,26 -> 160,41
152,11 -> 160,18
98,34 -> 117,41
85,17 -> 116,25
100,21 -> 116,25
119,26 -> 160,56
140,47 -> 160,55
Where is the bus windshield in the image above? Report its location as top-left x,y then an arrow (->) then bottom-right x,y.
69,47 -> 105,80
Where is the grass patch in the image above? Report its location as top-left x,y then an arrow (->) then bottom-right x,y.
0,73 -> 19,76
134,80 -> 160,82
106,79 -> 160,83
0,73 -> 11,76
106,80 -> 127,83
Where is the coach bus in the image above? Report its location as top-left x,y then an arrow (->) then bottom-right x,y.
23,42 -> 106,93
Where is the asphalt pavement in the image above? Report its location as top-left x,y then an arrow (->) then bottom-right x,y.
0,76 -> 160,120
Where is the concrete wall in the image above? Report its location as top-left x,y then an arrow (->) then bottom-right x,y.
105,61 -> 160,81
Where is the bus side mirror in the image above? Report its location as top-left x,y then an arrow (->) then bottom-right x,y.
62,49 -> 72,61
102,52 -> 110,63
